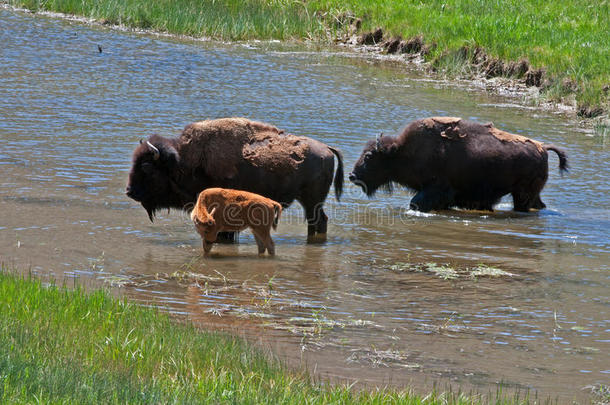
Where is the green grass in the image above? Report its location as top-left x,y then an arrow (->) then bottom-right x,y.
8,0 -> 327,40
5,0 -> 609,113
309,0 -> 609,112
0,269 -> 540,404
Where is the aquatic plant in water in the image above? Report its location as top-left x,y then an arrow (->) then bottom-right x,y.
387,261 -> 514,280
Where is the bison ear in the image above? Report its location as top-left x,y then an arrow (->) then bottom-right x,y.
162,145 -> 180,166
142,136 -> 179,166
153,143 -> 179,167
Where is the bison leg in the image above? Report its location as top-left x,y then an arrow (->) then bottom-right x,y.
216,231 -> 237,244
532,195 -> 546,210
307,222 -> 316,240
512,189 -> 538,212
252,228 -> 275,255
512,193 -> 535,212
409,185 -> 454,212
264,232 -> 275,256
512,187 -> 543,212
513,177 -> 546,212
513,199 -> 531,212
304,203 -> 327,243
252,231 -> 266,254
315,209 -> 328,235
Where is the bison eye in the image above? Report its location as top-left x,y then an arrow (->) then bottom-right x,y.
364,152 -> 373,161
141,162 -> 154,174
206,220 -> 214,226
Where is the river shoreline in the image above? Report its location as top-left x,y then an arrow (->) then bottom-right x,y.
4,3 -> 608,135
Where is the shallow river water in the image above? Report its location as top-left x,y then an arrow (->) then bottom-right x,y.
1,8 -> 608,402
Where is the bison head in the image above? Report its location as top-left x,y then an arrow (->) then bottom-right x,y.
126,135 -> 181,221
349,134 -> 398,197
191,205 -> 218,242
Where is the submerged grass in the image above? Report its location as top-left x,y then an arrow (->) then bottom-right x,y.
387,261 -> 514,280
1,268 -> 539,404
5,0 -> 609,113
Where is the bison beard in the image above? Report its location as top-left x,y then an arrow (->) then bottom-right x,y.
126,118 -> 343,242
349,117 -> 568,212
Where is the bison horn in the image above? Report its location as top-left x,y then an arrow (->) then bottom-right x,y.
146,141 -> 160,160
376,132 -> 383,151
209,207 -> 217,216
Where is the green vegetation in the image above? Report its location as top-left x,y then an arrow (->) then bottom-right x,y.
6,0 -> 609,114
387,261 -> 514,280
313,0 -> 609,113
8,0 -> 327,40
0,270 -> 537,404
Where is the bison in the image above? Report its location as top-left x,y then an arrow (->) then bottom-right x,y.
348,116 -> 568,212
191,188 -> 282,256
126,118 -> 343,241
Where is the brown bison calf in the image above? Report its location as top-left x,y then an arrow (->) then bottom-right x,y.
191,188 -> 282,256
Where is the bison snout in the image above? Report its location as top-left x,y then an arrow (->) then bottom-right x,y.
348,172 -> 357,182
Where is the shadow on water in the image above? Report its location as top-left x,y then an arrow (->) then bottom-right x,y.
0,7 -> 608,402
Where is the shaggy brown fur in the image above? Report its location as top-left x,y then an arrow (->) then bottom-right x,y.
349,117 -> 568,212
181,118 -> 309,177
126,118 -> 343,241
191,188 -> 282,256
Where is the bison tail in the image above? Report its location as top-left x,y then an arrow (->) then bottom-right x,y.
272,203 -> 282,230
544,145 -> 569,174
328,146 -> 344,202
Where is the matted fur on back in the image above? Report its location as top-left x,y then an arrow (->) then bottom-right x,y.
179,118 -> 310,180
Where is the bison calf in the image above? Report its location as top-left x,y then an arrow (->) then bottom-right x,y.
191,188 -> 282,256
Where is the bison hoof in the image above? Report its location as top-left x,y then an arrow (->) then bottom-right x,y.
307,233 -> 327,244
409,202 -> 433,212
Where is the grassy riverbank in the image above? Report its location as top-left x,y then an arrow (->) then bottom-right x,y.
0,270 -> 539,404
5,0 -> 609,116
317,0 -> 609,116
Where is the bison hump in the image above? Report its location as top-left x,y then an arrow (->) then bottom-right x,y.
421,117 -> 464,140
181,118 -> 256,179
424,116 -> 462,127
180,118 -> 308,179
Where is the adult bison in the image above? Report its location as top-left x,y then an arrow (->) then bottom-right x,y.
348,117 -> 567,212
126,118 -> 343,241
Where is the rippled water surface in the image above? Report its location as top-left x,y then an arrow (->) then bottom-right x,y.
1,8 -> 608,401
